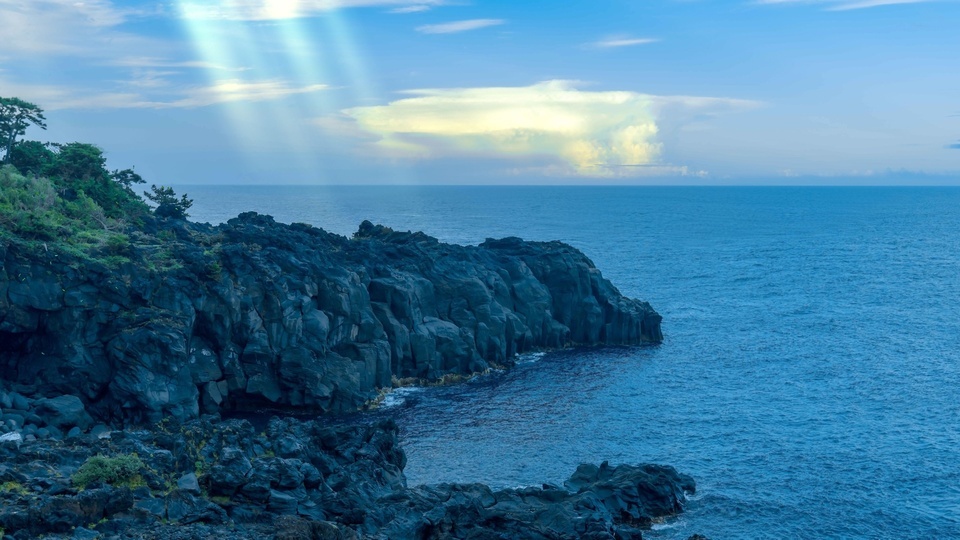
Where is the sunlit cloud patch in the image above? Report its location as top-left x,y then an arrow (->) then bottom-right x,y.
342,80 -> 757,176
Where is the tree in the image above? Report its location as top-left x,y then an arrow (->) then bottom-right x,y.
8,140 -> 56,175
111,168 -> 145,188
144,184 -> 193,219
46,143 -> 147,219
0,97 -> 47,163
48,142 -> 109,182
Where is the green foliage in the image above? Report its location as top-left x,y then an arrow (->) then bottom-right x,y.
0,166 -> 62,240
104,233 -> 132,256
0,97 -> 46,162
47,142 -> 148,220
0,96 -> 198,272
48,142 -> 107,181
111,167 -> 145,188
144,184 -> 193,219
0,166 -> 135,264
72,454 -> 146,489
7,140 -> 55,175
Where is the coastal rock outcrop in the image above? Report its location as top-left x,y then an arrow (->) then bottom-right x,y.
0,214 -> 661,426
0,416 -> 695,540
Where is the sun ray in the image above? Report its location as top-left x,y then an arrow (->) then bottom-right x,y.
173,2 -> 395,183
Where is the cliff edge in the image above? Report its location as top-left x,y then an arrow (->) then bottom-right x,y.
0,213 -> 661,426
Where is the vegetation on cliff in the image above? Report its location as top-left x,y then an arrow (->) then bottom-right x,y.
0,97 -> 198,274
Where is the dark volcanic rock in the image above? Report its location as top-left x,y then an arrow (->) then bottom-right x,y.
0,214 -> 661,426
0,416 -> 694,540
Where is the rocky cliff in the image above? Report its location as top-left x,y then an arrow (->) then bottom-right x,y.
0,213 -> 661,427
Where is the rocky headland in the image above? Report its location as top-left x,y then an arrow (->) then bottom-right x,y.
0,211 -> 694,539
1,213 -> 662,425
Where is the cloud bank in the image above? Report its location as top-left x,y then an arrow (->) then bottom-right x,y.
342,80 -> 757,176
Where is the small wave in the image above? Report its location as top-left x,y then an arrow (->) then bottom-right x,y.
650,516 -> 684,531
380,387 -> 425,409
517,352 -> 547,364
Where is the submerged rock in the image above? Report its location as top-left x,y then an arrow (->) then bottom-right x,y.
0,214 -> 661,426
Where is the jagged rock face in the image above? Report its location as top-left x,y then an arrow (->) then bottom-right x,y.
0,213 -> 661,425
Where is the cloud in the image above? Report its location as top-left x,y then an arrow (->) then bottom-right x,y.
416,19 -> 505,34
0,0 -> 162,57
587,36 -> 659,49
827,0 -> 929,9
153,80 -> 330,108
111,57 -> 251,72
0,77 -> 329,110
340,80 -> 758,176
390,5 -> 433,13
177,0 -> 446,21
756,0 -> 932,10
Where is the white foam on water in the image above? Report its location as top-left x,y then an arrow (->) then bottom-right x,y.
516,352 -> 547,364
650,516 -> 684,531
380,386 -> 424,409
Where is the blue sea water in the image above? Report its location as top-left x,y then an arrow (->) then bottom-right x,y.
185,185 -> 960,539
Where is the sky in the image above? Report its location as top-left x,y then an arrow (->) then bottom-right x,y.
0,0 -> 958,185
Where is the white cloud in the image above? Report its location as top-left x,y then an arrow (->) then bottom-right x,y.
390,5 -> 433,13
177,0 -> 446,21
756,0 -> 933,9
0,0 -> 162,57
827,0 -> 929,9
111,57 -> 251,72
340,80 -> 758,177
0,77 -> 329,110
588,36 -> 659,49
416,19 -> 505,34
160,80 -> 330,108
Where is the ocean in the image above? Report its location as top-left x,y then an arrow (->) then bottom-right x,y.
184,185 -> 960,539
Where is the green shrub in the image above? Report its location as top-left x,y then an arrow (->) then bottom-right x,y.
0,166 -> 62,240
72,454 -> 145,488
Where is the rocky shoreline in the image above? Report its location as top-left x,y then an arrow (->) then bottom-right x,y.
0,214 -> 695,538
0,414 -> 696,539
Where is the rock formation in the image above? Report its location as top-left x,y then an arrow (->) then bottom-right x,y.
0,213 -> 662,427
0,416 -> 695,540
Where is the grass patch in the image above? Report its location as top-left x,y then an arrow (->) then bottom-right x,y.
72,454 -> 146,489
0,481 -> 27,495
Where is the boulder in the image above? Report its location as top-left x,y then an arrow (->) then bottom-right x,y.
33,395 -> 93,431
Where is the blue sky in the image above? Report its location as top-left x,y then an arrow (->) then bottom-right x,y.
1,0 -> 958,184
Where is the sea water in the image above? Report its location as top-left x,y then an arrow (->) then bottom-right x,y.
185,185 -> 960,539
